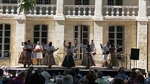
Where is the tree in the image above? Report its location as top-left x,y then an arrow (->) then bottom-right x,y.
18,0 -> 36,14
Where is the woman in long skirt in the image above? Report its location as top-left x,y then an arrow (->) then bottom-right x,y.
18,42 -> 32,68
62,41 -> 76,68
107,44 -> 118,69
82,44 -> 95,69
43,42 -> 59,68
62,46 -> 75,68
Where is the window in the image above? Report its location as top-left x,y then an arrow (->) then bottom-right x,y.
36,0 -> 51,4
109,26 -> 124,48
108,0 -> 123,5
2,0 -> 18,3
0,24 -> 11,57
74,25 -> 89,59
33,25 -> 48,44
75,0 -> 89,5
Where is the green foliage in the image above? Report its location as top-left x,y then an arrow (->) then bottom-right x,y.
18,0 -> 36,14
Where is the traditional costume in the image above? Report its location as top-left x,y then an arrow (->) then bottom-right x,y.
107,45 -> 119,69
62,46 -> 75,68
18,42 -> 32,67
43,45 -> 57,68
81,44 -> 95,68
62,42 -> 76,68
34,41 -> 43,65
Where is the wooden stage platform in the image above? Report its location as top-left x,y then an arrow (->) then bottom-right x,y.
7,65 -> 132,77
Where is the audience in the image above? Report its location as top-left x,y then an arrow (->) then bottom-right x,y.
2,66 -> 150,84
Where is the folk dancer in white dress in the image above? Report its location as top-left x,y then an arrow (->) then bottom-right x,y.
43,42 -> 59,68
62,41 -> 77,68
34,41 -> 43,65
100,42 -> 110,67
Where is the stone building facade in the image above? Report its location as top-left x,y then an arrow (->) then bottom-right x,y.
0,0 -> 150,71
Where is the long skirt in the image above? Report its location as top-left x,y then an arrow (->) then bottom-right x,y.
18,51 -> 32,65
43,53 -> 56,66
107,54 -> 119,67
62,55 -> 75,68
82,53 -> 95,67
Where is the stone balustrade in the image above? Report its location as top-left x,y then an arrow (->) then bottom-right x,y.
27,4 -> 56,15
0,4 -> 146,18
103,6 -> 139,17
64,5 -> 95,16
0,4 -> 18,14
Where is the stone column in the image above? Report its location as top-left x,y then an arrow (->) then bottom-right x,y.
11,13 -> 26,67
137,21 -> 148,71
55,0 -> 64,20
136,0 -> 148,71
94,0 -> 103,21
137,0 -> 147,21
94,21 -> 103,66
55,20 -> 64,66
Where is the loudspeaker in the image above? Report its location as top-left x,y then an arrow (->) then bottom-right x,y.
130,48 -> 140,60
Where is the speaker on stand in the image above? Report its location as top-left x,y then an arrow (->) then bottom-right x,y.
130,48 -> 140,69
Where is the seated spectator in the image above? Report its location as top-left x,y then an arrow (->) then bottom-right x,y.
95,71 -> 109,84
71,68 -> 82,81
31,68 -> 45,84
112,78 -> 124,84
136,74 -> 146,84
62,75 -> 73,84
68,69 -> 80,84
126,71 -> 138,84
114,69 -> 128,81
10,70 -> 17,79
0,69 -> 10,84
41,70 -> 52,84
25,68 -> 33,84
86,73 -> 98,84
9,71 -> 26,84
3,68 -> 11,78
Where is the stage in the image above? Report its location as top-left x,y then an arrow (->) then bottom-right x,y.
7,65 -> 132,77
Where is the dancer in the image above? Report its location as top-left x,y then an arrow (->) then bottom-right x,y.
82,43 -> 95,69
90,40 -> 96,63
62,41 -> 76,68
34,41 -> 43,65
27,40 -> 33,65
107,44 -> 119,69
18,42 -> 32,68
100,42 -> 110,67
43,42 -> 59,68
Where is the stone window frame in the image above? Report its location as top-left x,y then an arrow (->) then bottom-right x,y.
33,25 -> 48,45
74,25 -> 89,59
109,26 -> 124,48
36,0 -> 51,4
0,24 -> 11,58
